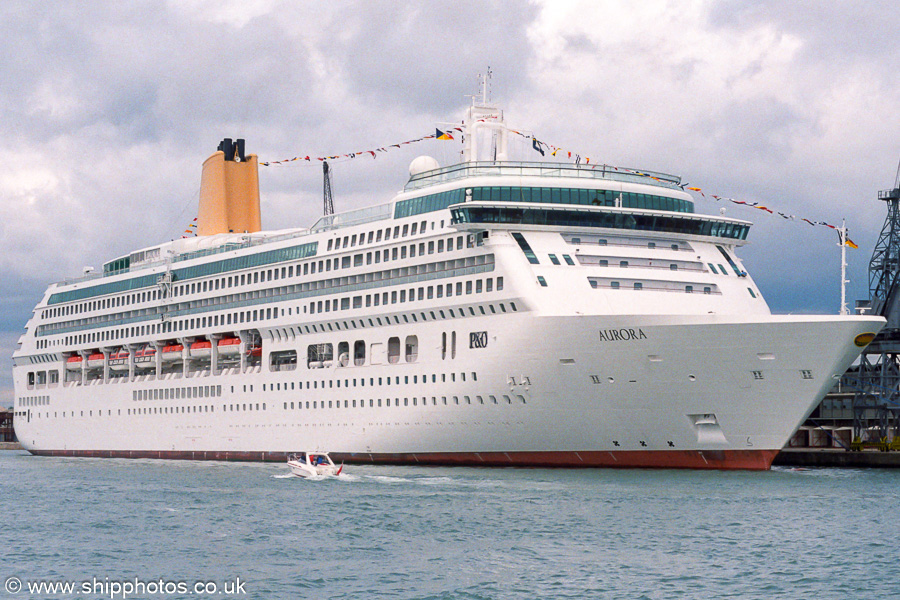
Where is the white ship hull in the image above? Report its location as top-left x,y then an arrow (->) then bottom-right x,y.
13,313 -> 880,469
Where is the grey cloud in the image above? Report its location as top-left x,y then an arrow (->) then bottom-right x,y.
1,0 -> 897,402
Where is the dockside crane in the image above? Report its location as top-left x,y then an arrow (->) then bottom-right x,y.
848,158 -> 900,445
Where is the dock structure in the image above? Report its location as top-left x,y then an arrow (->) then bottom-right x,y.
792,160 -> 900,455
846,162 -> 900,447
0,408 -> 17,444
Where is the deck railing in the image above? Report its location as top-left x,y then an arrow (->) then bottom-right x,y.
404,161 -> 682,191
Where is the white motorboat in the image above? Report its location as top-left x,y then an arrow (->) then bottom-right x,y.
287,452 -> 342,478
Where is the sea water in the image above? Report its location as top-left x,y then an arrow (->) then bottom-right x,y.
2,450 -> 899,599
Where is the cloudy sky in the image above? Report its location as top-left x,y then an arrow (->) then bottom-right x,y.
2,0 -> 898,403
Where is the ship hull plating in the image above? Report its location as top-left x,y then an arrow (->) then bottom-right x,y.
13,313 -> 881,470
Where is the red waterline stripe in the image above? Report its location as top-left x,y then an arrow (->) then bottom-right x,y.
27,449 -> 779,470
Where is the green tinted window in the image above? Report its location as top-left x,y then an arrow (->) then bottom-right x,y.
460,187 -> 693,213
48,241 -> 318,305
451,206 -> 748,241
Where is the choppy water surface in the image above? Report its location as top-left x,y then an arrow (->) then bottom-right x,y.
2,450 -> 900,599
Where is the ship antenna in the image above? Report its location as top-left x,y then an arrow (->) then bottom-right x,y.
481,66 -> 492,105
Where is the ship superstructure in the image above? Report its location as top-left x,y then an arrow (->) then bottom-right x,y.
11,93 -> 885,469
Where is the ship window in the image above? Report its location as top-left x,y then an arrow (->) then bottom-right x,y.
685,285 -> 693,293
748,288 -> 757,298
537,276 -> 548,287
337,342 -> 350,367
563,255 -> 575,265
708,263 -> 718,274
387,337 -> 400,364
610,281 -> 620,289
549,254 -> 560,265
307,343 -> 333,368
634,282 -> 643,290
718,264 -> 727,275
620,261 -> 628,268
511,233 -> 539,264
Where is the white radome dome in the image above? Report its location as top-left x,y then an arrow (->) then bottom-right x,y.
409,155 -> 440,177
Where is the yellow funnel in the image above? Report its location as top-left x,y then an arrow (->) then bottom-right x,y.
197,138 -> 261,236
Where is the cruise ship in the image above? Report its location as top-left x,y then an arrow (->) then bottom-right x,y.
11,95 -> 885,469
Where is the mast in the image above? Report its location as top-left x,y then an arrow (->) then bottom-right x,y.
461,68 -> 508,163
840,219 -> 849,315
323,160 -> 335,217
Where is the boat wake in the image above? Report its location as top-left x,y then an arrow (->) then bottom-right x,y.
273,471 -> 355,481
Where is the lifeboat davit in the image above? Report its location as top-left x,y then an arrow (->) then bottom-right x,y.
86,353 -> 105,369
217,337 -> 241,356
190,340 -> 212,359
65,356 -> 83,371
161,344 -> 184,362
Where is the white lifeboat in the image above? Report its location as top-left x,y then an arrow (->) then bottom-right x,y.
108,350 -> 129,371
65,356 -> 83,371
190,340 -> 212,359
134,346 -> 156,366
161,344 -> 184,362
86,353 -> 105,369
217,337 -> 241,356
